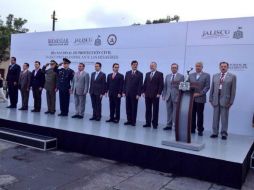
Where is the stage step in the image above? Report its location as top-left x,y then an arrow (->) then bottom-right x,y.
251,151 -> 254,169
0,127 -> 57,151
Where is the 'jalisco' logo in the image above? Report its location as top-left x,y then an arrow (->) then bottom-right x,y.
73,37 -> 93,46
48,38 -> 69,46
201,29 -> 230,39
201,27 -> 243,40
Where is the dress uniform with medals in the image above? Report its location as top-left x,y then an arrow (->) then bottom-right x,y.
56,58 -> 74,116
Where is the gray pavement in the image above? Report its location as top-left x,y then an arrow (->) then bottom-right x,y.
0,140 -> 253,190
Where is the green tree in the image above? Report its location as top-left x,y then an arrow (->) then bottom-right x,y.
0,14 -> 29,61
146,15 -> 180,24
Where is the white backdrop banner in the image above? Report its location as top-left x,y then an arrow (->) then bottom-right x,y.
11,17 -> 254,136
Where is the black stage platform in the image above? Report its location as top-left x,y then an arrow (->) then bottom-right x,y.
0,104 -> 253,188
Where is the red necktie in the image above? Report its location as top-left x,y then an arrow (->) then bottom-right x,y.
220,73 -> 225,85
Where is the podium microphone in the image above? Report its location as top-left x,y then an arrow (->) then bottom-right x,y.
187,67 -> 193,75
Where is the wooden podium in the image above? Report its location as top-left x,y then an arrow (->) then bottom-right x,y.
175,85 -> 195,143
162,72 -> 205,151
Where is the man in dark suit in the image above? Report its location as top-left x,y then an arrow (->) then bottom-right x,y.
6,57 -> 21,108
106,63 -> 124,123
30,61 -> 45,112
142,62 -> 164,129
18,63 -> 31,110
56,58 -> 74,116
123,60 -> 143,126
89,62 -> 107,121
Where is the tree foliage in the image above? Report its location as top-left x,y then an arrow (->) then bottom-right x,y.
0,14 -> 29,61
146,15 -> 180,24
132,15 -> 180,26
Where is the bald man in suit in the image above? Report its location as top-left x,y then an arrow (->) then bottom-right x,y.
209,62 -> 236,140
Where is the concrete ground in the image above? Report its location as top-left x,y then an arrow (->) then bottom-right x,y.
0,140 -> 253,190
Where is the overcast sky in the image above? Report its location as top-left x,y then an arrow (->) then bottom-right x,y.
0,0 -> 253,32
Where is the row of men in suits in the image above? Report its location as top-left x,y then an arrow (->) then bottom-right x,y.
13,58 -> 75,116
161,61 -> 236,140
6,57 -> 236,139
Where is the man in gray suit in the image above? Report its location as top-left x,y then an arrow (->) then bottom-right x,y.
209,61 -> 236,140
18,63 -> 31,110
162,63 -> 184,130
71,63 -> 90,119
42,60 -> 58,114
189,62 -> 210,136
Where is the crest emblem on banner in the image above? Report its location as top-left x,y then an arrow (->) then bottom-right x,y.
94,35 -> 101,46
233,27 -> 243,39
107,34 -> 117,45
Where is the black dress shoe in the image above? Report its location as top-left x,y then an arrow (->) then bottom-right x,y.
77,115 -> 83,119
49,112 -> 55,115
106,119 -> 114,122
95,118 -> 101,121
58,113 -> 64,116
163,126 -> 172,130
198,132 -> 203,136
72,115 -> 78,118
124,122 -> 131,125
6,105 -> 16,108
32,110 -> 40,112
18,107 -> 27,110
153,126 -> 158,129
143,124 -> 151,128
113,120 -> 119,123
131,123 -> 136,126
45,111 -> 50,114
221,136 -> 227,140
89,117 -> 96,120
210,134 -> 218,138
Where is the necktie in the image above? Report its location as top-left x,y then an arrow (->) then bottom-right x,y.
196,74 -> 200,80
172,74 -> 175,81
220,73 -> 225,85
150,72 -> 154,80
95,72 -> 98,80
171,74 -> 175,84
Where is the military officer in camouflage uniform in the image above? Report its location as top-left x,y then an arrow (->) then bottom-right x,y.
56,58 -> 74,116
42,60 -> 58,114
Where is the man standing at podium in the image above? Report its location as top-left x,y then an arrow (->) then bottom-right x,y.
142,62 -> 164,129
162,63 -> 184,130
209,62 -> 236,140
189,62 -> 210,136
